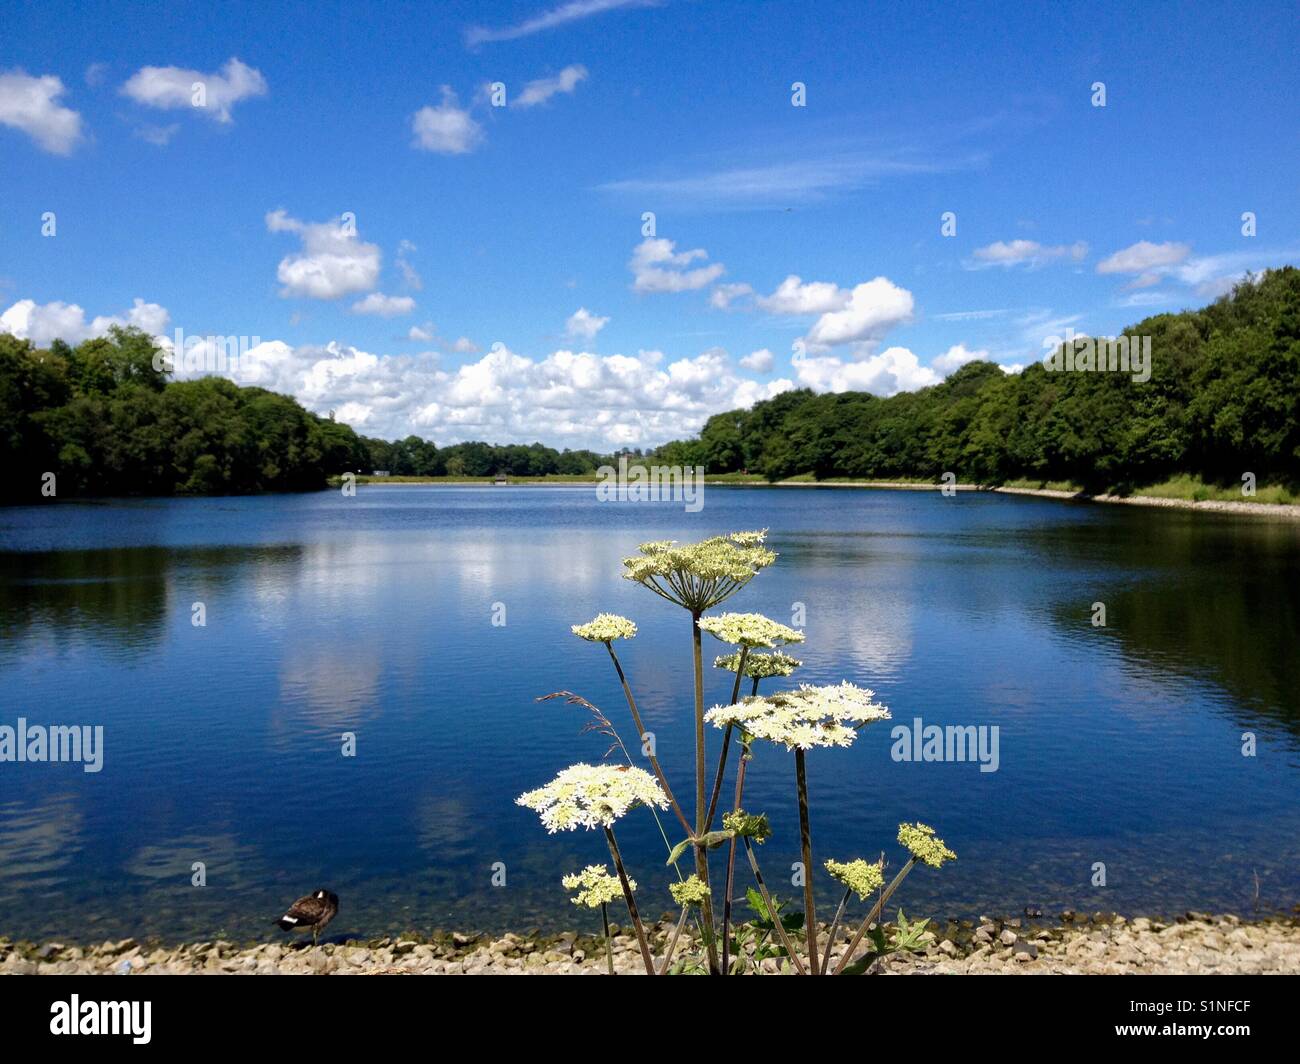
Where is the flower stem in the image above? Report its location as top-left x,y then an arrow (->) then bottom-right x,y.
604,826 -> 656,975
704,646 -> 749,833
601,902 -> 615,976
820,887 -> 851,975
658,905 -> 691,975
605,641 -> 693,837
720,745 -> 749,975
831,856 -> 917,975
690,610 -> 721,975
794,748 -> 819,974
743,837 -> 807,975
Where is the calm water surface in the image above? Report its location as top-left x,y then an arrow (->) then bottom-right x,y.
1,486 -> 1297,942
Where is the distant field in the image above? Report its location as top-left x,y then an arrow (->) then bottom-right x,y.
997,475 -> 1297,506
332,472 -> 1297,506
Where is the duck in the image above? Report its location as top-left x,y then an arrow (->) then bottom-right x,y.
275,889 -> 339,946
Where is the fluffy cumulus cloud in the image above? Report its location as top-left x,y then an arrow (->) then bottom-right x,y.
795,346 -> 938,396
156,336 -> 790,449
564,307 -> 608,340
757,275 -> 849,315
710,282 -> 754,310
0,70 -> 83,154
351,293 -> 416,317
629,237 -> 725,293
266,210 -> 381,300
739,348 -> 775,372
931,343 -> 988,375
120,57 -> 267,123
412,88 -> 483,154
513,64 -> 587,107
804,277 -> 914,349
1,297 -> 169,346
968,240 -> 1088,269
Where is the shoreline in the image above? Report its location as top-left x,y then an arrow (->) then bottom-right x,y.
5,911 -> 1298,976
352,477 -> 1300,519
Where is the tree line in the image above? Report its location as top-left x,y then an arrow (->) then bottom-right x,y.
0,327 -> 614,501
4,267 -> 1295,500
653,267 -> 1300,491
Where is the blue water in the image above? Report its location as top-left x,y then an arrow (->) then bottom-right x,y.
0,486 -> 1297,942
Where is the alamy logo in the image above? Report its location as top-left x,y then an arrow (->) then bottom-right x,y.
596,455 -> 704,513
891,717 -> 1000,773
1042,328 -> 1151,383
0,718 -> 104,773
50,996 -> 151,1044
152,329 -> 262,379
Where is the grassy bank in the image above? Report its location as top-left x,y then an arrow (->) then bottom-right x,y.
334,471 -> 1298,508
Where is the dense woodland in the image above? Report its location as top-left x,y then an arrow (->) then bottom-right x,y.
1,268 -> 1297,500
654,267 -> 1300,490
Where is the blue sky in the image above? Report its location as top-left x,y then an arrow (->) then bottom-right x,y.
2,0 -> 1297,448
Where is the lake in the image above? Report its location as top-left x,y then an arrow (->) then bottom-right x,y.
1,486 -> 1297,943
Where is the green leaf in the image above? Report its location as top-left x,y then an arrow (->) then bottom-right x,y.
666,838 -> 692,865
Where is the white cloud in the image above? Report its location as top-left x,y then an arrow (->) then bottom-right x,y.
451,337 -> 479,353
396,240 -> 422,290
709,283 -> 754,310
932,343 -> 988,375
1,297 -> 169,346
795,346 -> 938,396
968,240 -> 1088,269
1096,240 -> 1191,275
408,323 -> 435,342
513,64 -> 588,108
412,88 -> 483,154
0,70 -> 83,154
209,337 -> 791,449
804,277 -> 914,348
564,307 -> 608,340
351,293 -> 416,317
266,210 -> 381,300
739,348 -> 774,372
629,236 -> 725,293
756,275 -> 849,315
466,0 -> 655,46
599,152 -> 961,208
120,57 -> 267,124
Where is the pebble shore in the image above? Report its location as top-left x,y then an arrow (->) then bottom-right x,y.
4,911 -> 1298,975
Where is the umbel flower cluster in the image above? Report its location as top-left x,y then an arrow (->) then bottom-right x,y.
705,682 -> 891,751
562,865 -> 631,908
571,614 -> 637,642
516,763 -> 668,833
516,529 -> 956,976
714,650 -> 802,680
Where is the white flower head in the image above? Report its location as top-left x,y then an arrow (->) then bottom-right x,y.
517,763 -> 669,833
562,864 -> 630,907
715,650 -> 802,680
623,530 -> 776,613
571,613 -> 637,642
704,682 -> 890,751
698,612 -> 804,649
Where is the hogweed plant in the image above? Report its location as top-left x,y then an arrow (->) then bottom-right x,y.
562,865 -> 630,975
516,530 -> 957,975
